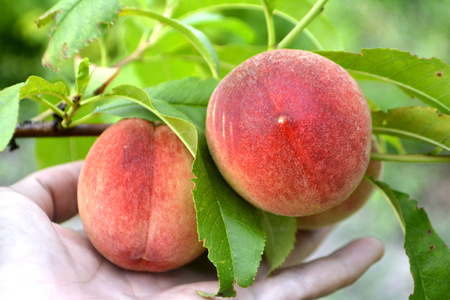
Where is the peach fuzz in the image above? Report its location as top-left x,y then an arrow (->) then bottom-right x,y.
297,148 -> 383,229
205,49 -> 372,216
77,118 -> 204,272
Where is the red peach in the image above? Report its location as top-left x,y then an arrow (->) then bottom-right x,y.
78,118 -> 204,272
206,49 -> 372,216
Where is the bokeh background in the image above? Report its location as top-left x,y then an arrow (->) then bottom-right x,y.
1,0 -> 449,299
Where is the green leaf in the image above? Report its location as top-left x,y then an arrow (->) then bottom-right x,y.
193,144 -> 265,297
368,179 -> 450,300
260,211 -> 297,273
145,77 -> 218,105
20,76 -> 68,101
107,84 -> 198,156
316,49 -> 450,113
76,58 -> 91,98
36,0 -> 122,70
399,196 -> 450,300
145,77 -> 219,133
0,83 -> 23,151
92,99 -> 160,122
372,106 -> 450,152
120,8 -> 220,78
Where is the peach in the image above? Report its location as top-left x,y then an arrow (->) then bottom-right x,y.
297,146 -> 383,229
77,118 -> 204,272
206,49 -> 372,216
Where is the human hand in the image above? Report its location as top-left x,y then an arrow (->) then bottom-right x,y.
0,161 -> 384,299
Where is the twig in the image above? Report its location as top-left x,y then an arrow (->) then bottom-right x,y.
13,121 -> 111,138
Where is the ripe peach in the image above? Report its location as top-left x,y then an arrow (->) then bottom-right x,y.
77,118 -> 204,272
297,146 -> 383,229
206,49 -> 372,216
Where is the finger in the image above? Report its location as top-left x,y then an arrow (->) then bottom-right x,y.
10,161 -> 84,223
281,226 -> 334,269
249,237 -> 384,300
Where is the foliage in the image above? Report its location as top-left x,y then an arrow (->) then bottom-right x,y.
368,179 -> 450,299
317,49 -> 450,113
36,0 -> 123,71
0,0 -> 449,298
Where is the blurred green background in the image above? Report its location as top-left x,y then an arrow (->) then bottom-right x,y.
0,0 -> 449,299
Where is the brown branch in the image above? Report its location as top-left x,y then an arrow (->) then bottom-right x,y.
13,121 -> 111,138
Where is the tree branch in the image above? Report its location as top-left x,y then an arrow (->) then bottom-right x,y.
13,121 -> 111,138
